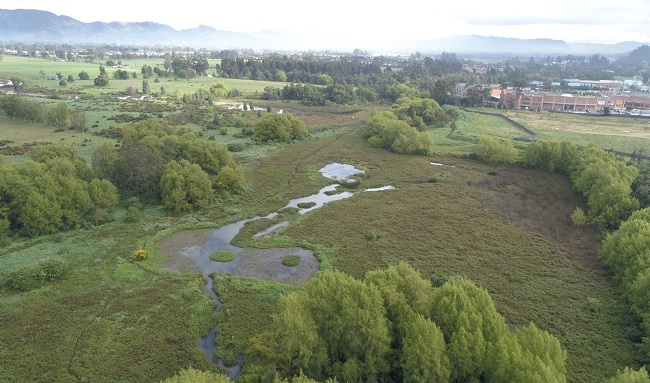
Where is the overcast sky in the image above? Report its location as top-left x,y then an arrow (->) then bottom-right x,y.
4,0 -> 650,46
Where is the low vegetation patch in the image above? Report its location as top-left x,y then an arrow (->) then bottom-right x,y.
210,251 -> 236,262
281,254 -> 301,267
296,202 -> 316,209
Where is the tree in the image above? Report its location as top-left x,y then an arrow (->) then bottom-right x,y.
215,165 -> 246,194
160,159 -> 214,212
253,114 -> 308,143
94,73 -> 109,86
78,71 -> 89,80
46,103 -> 70,128
275,269 -> 391,382
474,136 -> 517,164
69,111 -> 88,132
142,79 -> 150,94
400,314 -> 450,383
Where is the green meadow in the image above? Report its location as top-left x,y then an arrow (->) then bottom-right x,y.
0,55 -> 646,382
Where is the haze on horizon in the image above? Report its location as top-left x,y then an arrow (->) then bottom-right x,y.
4,0 -> 650,49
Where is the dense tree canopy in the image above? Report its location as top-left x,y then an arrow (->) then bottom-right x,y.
252,114 -> 308,143
363,110 -> 435,155
258,263 -> 566,383
92,119 -> 244,208
0,144 -> 118,237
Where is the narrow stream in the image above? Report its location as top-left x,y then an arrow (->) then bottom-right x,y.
188,163 -> 392,380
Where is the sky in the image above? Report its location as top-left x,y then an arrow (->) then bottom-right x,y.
4,0 -> 650,47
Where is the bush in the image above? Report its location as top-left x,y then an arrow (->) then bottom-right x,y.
132,249 -> 149,261
210,251 -> 236,262
571,207 -> 589,226
7,257 -> 67,291
474,136 -> 517,164
227,143 -> 244,152
297,202 -> 317,209
282,255 -> 301,267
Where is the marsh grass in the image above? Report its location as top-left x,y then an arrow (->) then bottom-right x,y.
281,254 -> 301,267
210,251 -> 236,262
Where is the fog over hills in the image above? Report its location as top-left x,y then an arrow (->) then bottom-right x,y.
0,9 -> 647,55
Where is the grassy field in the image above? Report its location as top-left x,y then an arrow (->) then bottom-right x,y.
1,55 -> 283,97
490,109 -> 650,153
0,76 -> 645,383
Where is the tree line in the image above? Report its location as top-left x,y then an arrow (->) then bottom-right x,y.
0,95 -> 87,131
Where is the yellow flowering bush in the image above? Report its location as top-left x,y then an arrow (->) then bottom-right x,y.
133,249 -> 149,261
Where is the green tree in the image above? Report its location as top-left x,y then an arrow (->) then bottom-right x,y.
276,269 -> 391,382
215,165 -> 246,194
160,159 -> 214,212
78,71 -> 89,80
253,114 -> 308,143
69,111 -> 88,132
474,136 -> 517,164
46,103 -> 70,128
400,314 -> 450,383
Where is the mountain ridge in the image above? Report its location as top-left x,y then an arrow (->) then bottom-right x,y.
0,9 -> 647,55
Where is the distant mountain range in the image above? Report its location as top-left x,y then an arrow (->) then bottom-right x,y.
0,9 -> 647,56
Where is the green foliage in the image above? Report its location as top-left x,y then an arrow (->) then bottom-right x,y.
522,140 -> 577,173
281,255 -> 301,267
474,136 -> 517,164
161,159 -> 214,212
570,207 -> 589,226
6,257 -> 67,291
607,366 -> 650,383
159,367 -> 229,383
0,144 -> 119,237
124,197 -> 144,223
391,97 -> 449,128
227,143 -> 244,152
216,165 -> 246,194
92,119 -> 243,203
253,114 -> 308,143
363,110 -> 434,155
210,251 -> 236,262
271,263 -> 565,383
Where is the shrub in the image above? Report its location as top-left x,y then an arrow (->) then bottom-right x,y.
7,258 -> 67,291
210,251 -> 236,262
133,249 -> 149,261
227,143 -> 244,152
282,255 -> 301,267
474,136 -> 517,164
297,202 -> 317,209
571,207 -> 589,226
